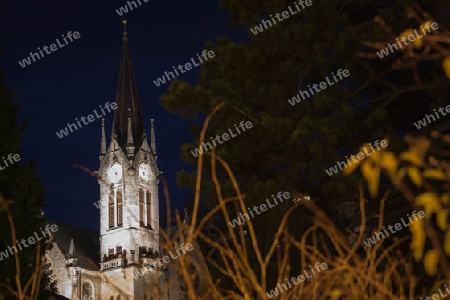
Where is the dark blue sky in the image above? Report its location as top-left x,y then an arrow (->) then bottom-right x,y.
0,0 -> 243,231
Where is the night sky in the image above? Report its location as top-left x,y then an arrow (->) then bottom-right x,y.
0,0 -> 244,231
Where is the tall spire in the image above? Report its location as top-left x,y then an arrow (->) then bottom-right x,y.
112,18 -> 144,154
100,118 -> 106,161
150,119 -> 157,157
126,109 -> 135,159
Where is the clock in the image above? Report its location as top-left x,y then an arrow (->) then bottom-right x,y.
107,163 -> 122,183
139,163 -> 152,182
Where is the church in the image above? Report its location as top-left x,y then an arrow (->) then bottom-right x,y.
43,20 -> 208,300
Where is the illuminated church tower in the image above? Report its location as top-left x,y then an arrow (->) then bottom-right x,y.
43,19 -> 209,300
97,19 -> 161,298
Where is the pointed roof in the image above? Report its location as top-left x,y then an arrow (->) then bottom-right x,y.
68,238 -> 76,258
113,19 -> 144,152
45,219 -> 100,271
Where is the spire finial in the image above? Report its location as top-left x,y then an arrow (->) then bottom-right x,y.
122,17 -> 127,39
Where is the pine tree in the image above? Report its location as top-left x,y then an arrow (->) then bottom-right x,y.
160,0 -> 449,290
0,33 -> 56,297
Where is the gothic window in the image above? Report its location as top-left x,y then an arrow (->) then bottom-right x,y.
139,189 -> 144,225
117,189 -> 123,226
82,280 -> 94,299
109,190 -> 114,228
82,282 -> 90,297
146,191 -> 151,227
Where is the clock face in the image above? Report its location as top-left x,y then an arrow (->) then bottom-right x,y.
107,163 -> 122,183
139,163 -> 152,182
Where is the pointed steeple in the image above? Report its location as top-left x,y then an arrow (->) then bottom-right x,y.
150,119 -> 157,157
69,238 -> 76,258
67,238 -> 78,267
100,118 -> 106,161
112,18 -> 144,153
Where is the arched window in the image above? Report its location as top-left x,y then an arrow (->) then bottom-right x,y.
82,280 -> 94,299
110,297 -> 113,300
139,189 -> 144,225
117,296 -> 121,300
109,190 -> 114,228
117,189 -> 123,226
146,191 -> 151,227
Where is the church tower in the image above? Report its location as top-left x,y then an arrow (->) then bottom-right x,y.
97,19 -> 161,297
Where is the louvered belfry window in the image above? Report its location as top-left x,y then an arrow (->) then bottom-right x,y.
146,191 -> 151,227
109,189 -> 114,228
139,189 -> 144,225
117,188 -> 123,226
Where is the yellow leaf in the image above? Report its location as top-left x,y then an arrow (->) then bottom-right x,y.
443,57 -> 450,79
399,151 -> 423,166
370,150 -> 381,163
343,276 -> 353,286
437,211 -> 447,231
445,231 -> 450,256
423,169 -> 446,180
361,161 -> 380,197
330,290 -> 341,300
410,217 -> 425,260
442,193 -> 450,205
410,215 -> 424,235
343,156 -> 361,175
413,38 -> 422,49
424,250 -> 439,275
416,192 -> 441,217
397,168 -> 406,182
407,167 -> 422,186
380,152 -> 397,175
399,29 -> 415,41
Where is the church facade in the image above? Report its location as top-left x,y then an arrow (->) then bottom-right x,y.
43,20 -> 208,300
